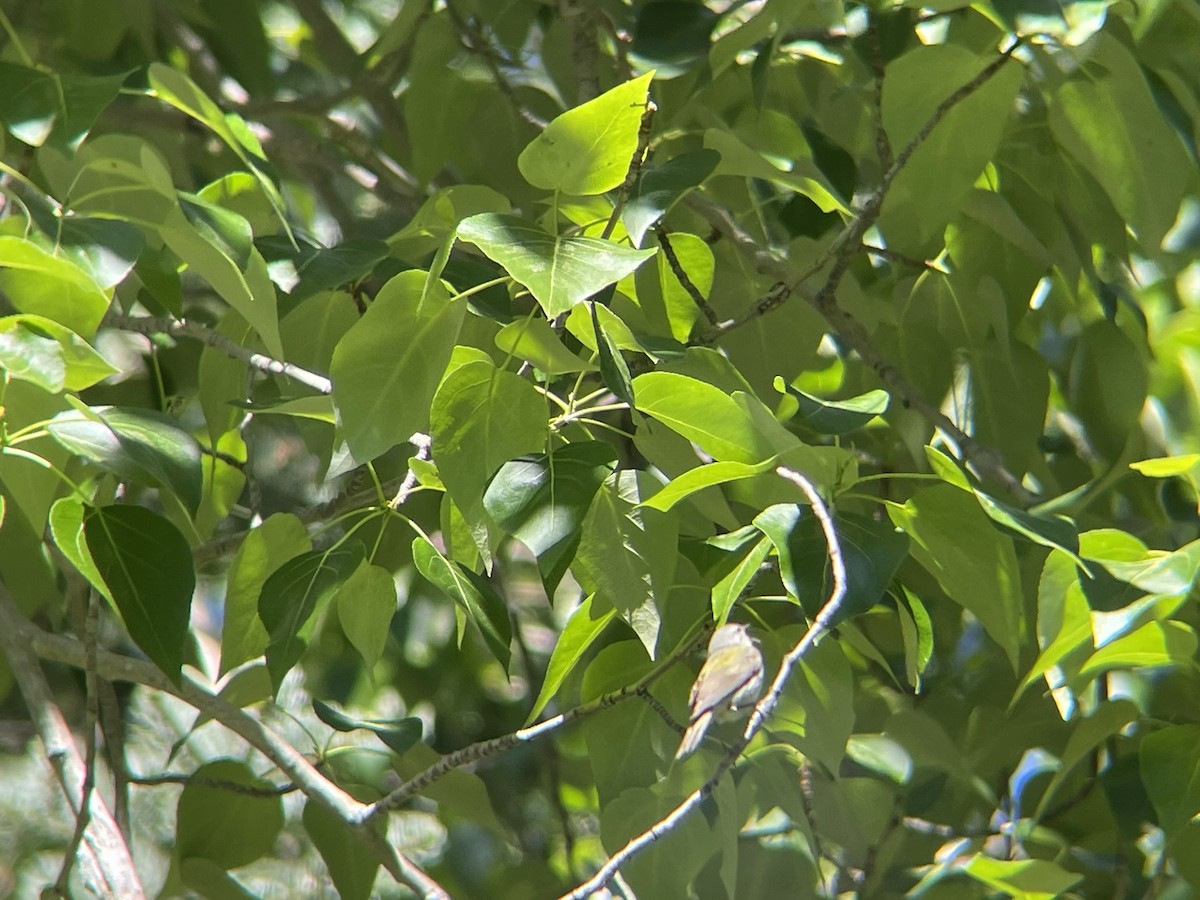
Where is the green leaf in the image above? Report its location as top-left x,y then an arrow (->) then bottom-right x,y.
175,759 -> 284,870
303,799 -> 379,900
518,72 -> 654,195
84,505 -> 194,684
48,405 -> 203,515
974,490 -> 1082,563
878,45 -> 1023,257
0,62 -> 123,149
897,585 -> 933,690
236,394 -> 336,423
430,360 -> 548,520
1016,577 -> 1090,703
924,445 -> 971,489
331,269 -> 465,462
0,236 -> 110,338
1086,533 -> 1200,595
51,215 -> 144,290
288,239 -> 390,301
1079,621 -> 1197,680
1131,455 -> 1200,478
623,149 -> 721,246
591,301 -> 636,406
762,509 -> 909,625
335,563 -> 398,670
633,372 -> 779,463
889,484 -> 1023,670
1049,34 -> 1192,249
1142,724 -> 1200,838
178,858 -> 256,899
48,496 -> 112,603
924,447 -> 1084,563
703,127 -> 844,213
711,535 -> 772,621
640,458 -> 776,513
1035,699 -> 1139,819
458,213 -> 656,317
180,191 -> 252,269
599,782 -> 717,895
412,536 -> 512,669
220,515 -> 312,675
160,212 -> 282,358
494,316 -> 596,375
527,594 -> 616,722
313,699 -> 423,755
640,231 -> 713,342
388,184 -> 512,260
1068,320 -> 1149,460
0,317 -> 64,393
961,855 -> 1082,898
258,542 -> 366,690
630,2 -> 720,77
147,62 -> 291,239
483,442 -> 617,593
779,383 -> 890,435
52,134 -> 177,222
787,638 -> 855,773
572,470 -> 678,616
846,734 -> 913,785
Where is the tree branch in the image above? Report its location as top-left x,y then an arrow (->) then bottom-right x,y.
357,622 -> 712,824
865,15 -> 893,173
687,40 -> 1030,503
447,1 -> 548,130
0,587 -> 144,899
656,227 -> 719,327
104,313 -> 333,395
4,600 -> 449,899
54,591 -> 101,897
561,0 -> 600,103
601,100 -> 656,240
559,467 -> 847,899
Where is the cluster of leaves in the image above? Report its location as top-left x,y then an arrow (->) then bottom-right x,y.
1,0 -> 1199,898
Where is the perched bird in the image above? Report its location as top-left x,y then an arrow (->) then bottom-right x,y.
675,623 -> 764,760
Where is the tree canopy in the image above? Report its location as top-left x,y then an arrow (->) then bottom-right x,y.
1,0 -> 1199,897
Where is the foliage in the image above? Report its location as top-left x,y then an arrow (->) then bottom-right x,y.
0,0 -> 1198,898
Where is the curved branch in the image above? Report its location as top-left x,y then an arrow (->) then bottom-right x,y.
4,598 -> 448,899
688,40 -> 1030,504
0,587 -> 144,899
105,313 -> 333,395
358,622 -> 713,824
559,467 -> 848,899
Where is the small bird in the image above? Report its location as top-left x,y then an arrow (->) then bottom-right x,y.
675,623 -> 764,760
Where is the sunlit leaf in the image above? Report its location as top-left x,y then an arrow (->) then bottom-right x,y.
458,214 -> 655,317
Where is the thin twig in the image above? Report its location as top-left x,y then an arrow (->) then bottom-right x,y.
193,472 -> 410,566
656,227 -> 719,326
97,680 -> 131,840
5,599 -> 448,899
559,467 -> 847,898
358,623 -> 713,824
105,313 -> 333,394
862,243 -> 942,271
0,587 -> 144,899
866,15 -> 893,172
390,433 -> 433,508
602,100 -> 656,240
448,2 -> 548,129
129,772 -> 299,797
687,41 -> 1030,503
54,591 -> 100,897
